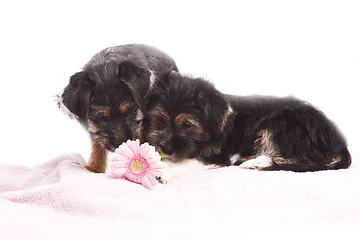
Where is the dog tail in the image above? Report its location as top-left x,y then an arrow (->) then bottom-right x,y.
263,148 -> 352,172
263,163 -> 327,172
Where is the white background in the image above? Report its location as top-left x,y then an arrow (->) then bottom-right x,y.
0,0 -> 359,167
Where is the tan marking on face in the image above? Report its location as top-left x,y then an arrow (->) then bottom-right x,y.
175,114 -> 199,127
87,119 -> 101,134
96,108 -> 111,117
175,113 -> 190,125
150,109 -> 170,121
119,102 -> 132,114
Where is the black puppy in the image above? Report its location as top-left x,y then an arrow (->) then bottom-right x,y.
143,71 -> 351,182
59,44 -> 178,173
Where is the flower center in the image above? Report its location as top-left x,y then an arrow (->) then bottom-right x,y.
131,159 -> 145,173
127,155 -> 149,178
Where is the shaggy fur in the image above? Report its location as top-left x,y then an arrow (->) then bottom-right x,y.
59,44 -> 178,173
143,71 -> 351,173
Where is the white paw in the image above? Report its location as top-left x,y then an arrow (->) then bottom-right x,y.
230,153 -> 241,165
157,163 -> 179,184
239,156 -> 273,169
158,159 -> 216,184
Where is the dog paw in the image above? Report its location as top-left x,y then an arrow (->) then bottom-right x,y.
157,159 -> 217,184
84,164 -> 106,173
156,176 -> 168,184
157,166 -> 179,184
239,156 -> 273,170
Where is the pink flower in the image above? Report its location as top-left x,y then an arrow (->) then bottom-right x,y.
111,139 -> 165,189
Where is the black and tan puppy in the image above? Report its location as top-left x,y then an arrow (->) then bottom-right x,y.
143,71 -> 351,182
59,44 -> 178,173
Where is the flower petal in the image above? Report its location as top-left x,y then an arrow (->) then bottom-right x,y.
112,154 -> 129,163
142,149 -> 159,162
118,142 -> 134,159
123,172 -> 135,183
142,175 -> 153,189
147,155 -> 161,165
111,140 -> 165,189
112,168 -> 126,177
127,139 -> 140,155
147,169 -> 162,176
138,142 -> 151,157
151,161 -> 166,170
148,175 -> 158,186
111,161 -> 126,168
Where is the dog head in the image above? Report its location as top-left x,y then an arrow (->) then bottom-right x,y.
59,61 -> 152,151
143,72 -> 233,161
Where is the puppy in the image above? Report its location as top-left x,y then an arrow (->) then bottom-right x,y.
59,44 -> 178,173
143,71 -> 351,182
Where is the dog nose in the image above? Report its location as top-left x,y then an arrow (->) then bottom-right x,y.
107,137 -> 121,151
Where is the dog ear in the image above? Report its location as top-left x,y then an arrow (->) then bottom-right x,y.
117,61 -> 152,112
197,87 -> 233,141
60,71 -> 94,122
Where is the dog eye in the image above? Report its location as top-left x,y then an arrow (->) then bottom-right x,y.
181,121 -> 193,129
93,108 -> 111,120
94,114 -> 109,121
180,120 -> 200,133
153,118 -> 167,130
119,102 -> 132,114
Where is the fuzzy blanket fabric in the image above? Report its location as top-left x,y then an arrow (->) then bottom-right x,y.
1,153 -> 359,240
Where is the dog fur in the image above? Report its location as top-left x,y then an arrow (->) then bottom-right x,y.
143,71 -> 351,182
59,44 -> 178,173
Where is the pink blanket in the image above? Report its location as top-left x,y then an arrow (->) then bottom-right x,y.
1,153 -> 359,239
